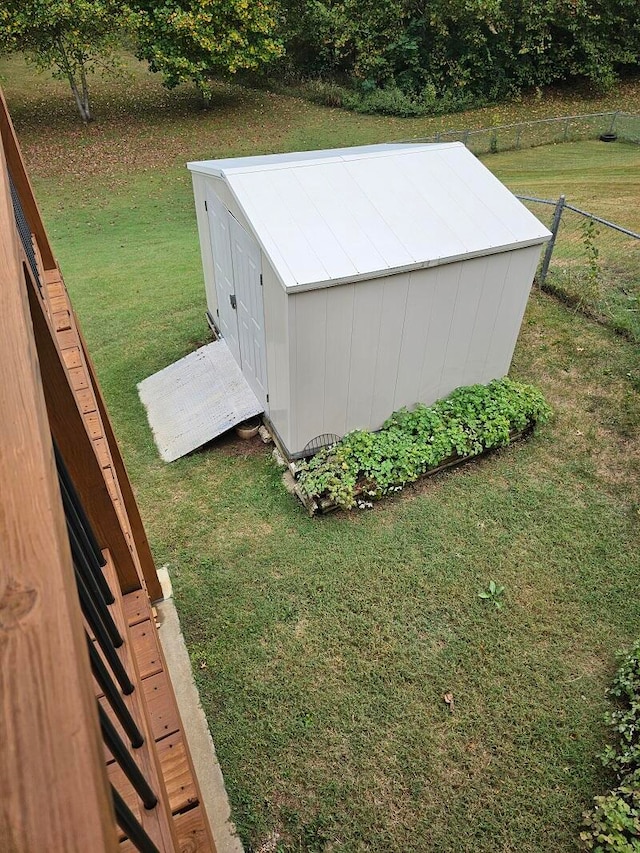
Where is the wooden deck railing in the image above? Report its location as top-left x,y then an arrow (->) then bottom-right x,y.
0,88 -> 214,852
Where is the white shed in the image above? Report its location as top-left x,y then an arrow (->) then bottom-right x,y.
187,143 -> 551,459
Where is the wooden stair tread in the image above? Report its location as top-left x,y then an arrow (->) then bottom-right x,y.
142,670 -> 181,742
49,281 -> 138,569
100,669 -> 181,748
119,805 -> 214,853
107,730 -> 198,826
122,589 -> 152,626
173,806 -> 215,853
98,555 -> 179,850
129,619 -> 164,680
98,581 -> 214,851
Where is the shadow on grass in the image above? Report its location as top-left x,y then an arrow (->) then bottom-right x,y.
1,53 -> 253,135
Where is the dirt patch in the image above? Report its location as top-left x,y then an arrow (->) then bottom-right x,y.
211,430 -> 272,460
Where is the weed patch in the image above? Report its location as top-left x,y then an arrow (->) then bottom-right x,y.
581,641 -> 640,851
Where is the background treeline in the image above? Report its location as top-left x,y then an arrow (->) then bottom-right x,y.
275,0 -> 640,115
2,0 -> 639,122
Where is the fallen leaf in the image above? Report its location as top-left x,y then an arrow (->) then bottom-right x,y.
443,692 -> 455,713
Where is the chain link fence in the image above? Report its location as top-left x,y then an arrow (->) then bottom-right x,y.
400,111 -> 640,338
517,195 -> 640,342
405,111 -> 640,154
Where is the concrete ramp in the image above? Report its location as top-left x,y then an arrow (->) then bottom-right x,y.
138,340 -> 263,462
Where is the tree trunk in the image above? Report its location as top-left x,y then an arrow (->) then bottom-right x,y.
79,63 -> 93,123
198,83 -> 213,110
67,72 -> 92,124
58,40 -> 93,124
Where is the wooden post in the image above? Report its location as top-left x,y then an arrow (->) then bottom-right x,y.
0,140 -> 118,853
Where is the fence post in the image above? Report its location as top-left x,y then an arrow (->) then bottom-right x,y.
539,194 -> 565,287
608,111 -> 620,134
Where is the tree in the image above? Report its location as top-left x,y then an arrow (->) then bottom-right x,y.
278,0 -> 640,112
128,0 -> 283,98
0,0 -> 122,123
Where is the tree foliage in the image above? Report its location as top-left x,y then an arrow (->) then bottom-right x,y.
128,0 -> 283,96
0,0 -> 283,120
279,0 -> 640,111
0,0 -> 122,123
3,0 -> 637,121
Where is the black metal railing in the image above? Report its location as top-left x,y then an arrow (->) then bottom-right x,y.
8,168 -> 42,294
54,443 -> 161,853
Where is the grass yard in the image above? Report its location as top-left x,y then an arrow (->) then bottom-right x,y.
488,141 -> 640,342
3,54 -> 640,851
488,141 -> 640,230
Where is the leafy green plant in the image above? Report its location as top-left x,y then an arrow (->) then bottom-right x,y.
581,789 -> 640,852
581,640 -> 640,851
478,580 -> 505,610
296,377 -> 552,510
578,218 -> 603,311
128,0 -> 283,97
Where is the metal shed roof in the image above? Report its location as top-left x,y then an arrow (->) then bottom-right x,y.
188,143 -> 551,294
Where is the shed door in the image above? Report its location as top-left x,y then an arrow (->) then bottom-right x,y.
206,192 -> 241,365
229,215 -> 268,408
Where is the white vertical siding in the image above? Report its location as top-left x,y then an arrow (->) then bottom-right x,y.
464,252 -> 512,385
291,288 -> 328,452
262,263 -> 291,448
323,284 -> 355,437
484,245 -> 540,377
438,256 -> 488,397
393,269 -> 436,408
370,273 -> 410,427
416,263 -> 461,404
288,245 -> 543,456
345,280 -> 384,430
191,174 -> 217,318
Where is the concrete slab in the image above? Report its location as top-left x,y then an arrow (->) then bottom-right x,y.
157,565 -> 173,601
156,590 -> 244,853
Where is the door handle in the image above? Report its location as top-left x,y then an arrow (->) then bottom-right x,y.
230,294 -> 237,310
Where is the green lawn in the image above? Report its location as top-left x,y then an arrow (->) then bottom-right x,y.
3,56 -> 640,852
489,141 -> 640,341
